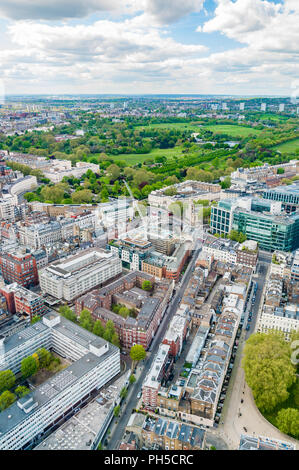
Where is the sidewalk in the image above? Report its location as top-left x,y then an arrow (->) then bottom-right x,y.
105,364 -> 144,449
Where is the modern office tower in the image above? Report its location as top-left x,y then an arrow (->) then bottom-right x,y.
239,103 -> 245,111
263,184 -> 299,213
210,198 -> 299,251
232,210 -> 299,251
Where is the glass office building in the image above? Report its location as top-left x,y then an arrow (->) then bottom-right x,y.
210,200 -> 233,235
232,211 -> 299,251
263,184 -> 299,213
210,197 -> 299,251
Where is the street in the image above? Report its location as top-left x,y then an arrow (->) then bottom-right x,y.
215,252 -> 298,449
106,247 -> 201,449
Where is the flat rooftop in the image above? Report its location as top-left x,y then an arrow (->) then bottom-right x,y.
35,373 -> 128,450
239,434 -> 295,450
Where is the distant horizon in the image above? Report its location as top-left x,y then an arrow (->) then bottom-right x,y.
3,93 -> 291,99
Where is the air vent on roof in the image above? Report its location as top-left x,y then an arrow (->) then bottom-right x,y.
8,415 -> 12,419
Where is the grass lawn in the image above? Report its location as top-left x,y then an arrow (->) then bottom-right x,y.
105,145 -> 189,165
274,138 -> 299,154
136,122 -> 203,131
258,113 -> 289,122
204,124 -> 262,137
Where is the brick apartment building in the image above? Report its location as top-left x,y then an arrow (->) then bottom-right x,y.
75,271 -> 173,350
0,251 -> 38,288
0,283 -> 47,320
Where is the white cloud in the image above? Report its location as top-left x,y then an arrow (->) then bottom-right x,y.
201,0 -> 281,36
0,0 -> 204,23
0,17 -> 208,94
144,0 -> 205,24
0,1 -> 298,95
191,0 -> 299,95
0,0 -> 125,21
8,18 -> 206,59
200,0 -> 299,53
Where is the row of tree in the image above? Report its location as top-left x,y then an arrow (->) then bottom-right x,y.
59,305 -> 120,348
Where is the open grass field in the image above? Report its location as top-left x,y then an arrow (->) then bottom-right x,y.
274,138 -> 299,154
136,122 -> 202,131
105,145 -> 188,165
258,113 -> 289,122
204,124 -> 262,137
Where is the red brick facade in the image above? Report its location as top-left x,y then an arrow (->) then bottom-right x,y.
0,252 -> 38,287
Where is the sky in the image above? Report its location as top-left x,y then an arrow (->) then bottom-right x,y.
0,0 -> 298,96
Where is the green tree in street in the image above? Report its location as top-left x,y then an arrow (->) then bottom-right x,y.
129,374 -> 136,385
59,305 -> 77,322
113,405 -> 120,417
93,319 -> 105,338
31,316 -> 41,325
79,309 -> 94,332
0,370 -> 16,394
130,344 -> 146,371
111,333 -> 120,349
103,320 -> 116,343
120,387 -> 128,400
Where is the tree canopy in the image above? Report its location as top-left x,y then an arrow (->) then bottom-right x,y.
141,280 -> 152,292
242,332 -> 296,412
130,344 -> 146,364
59,304 -> 77,322
15,386 -> 31,399
0,390 -> 16,411
79,309 -> 94,332
276,408 -> 299,438
21,356 -> 38,379
0,370 -> 16,394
